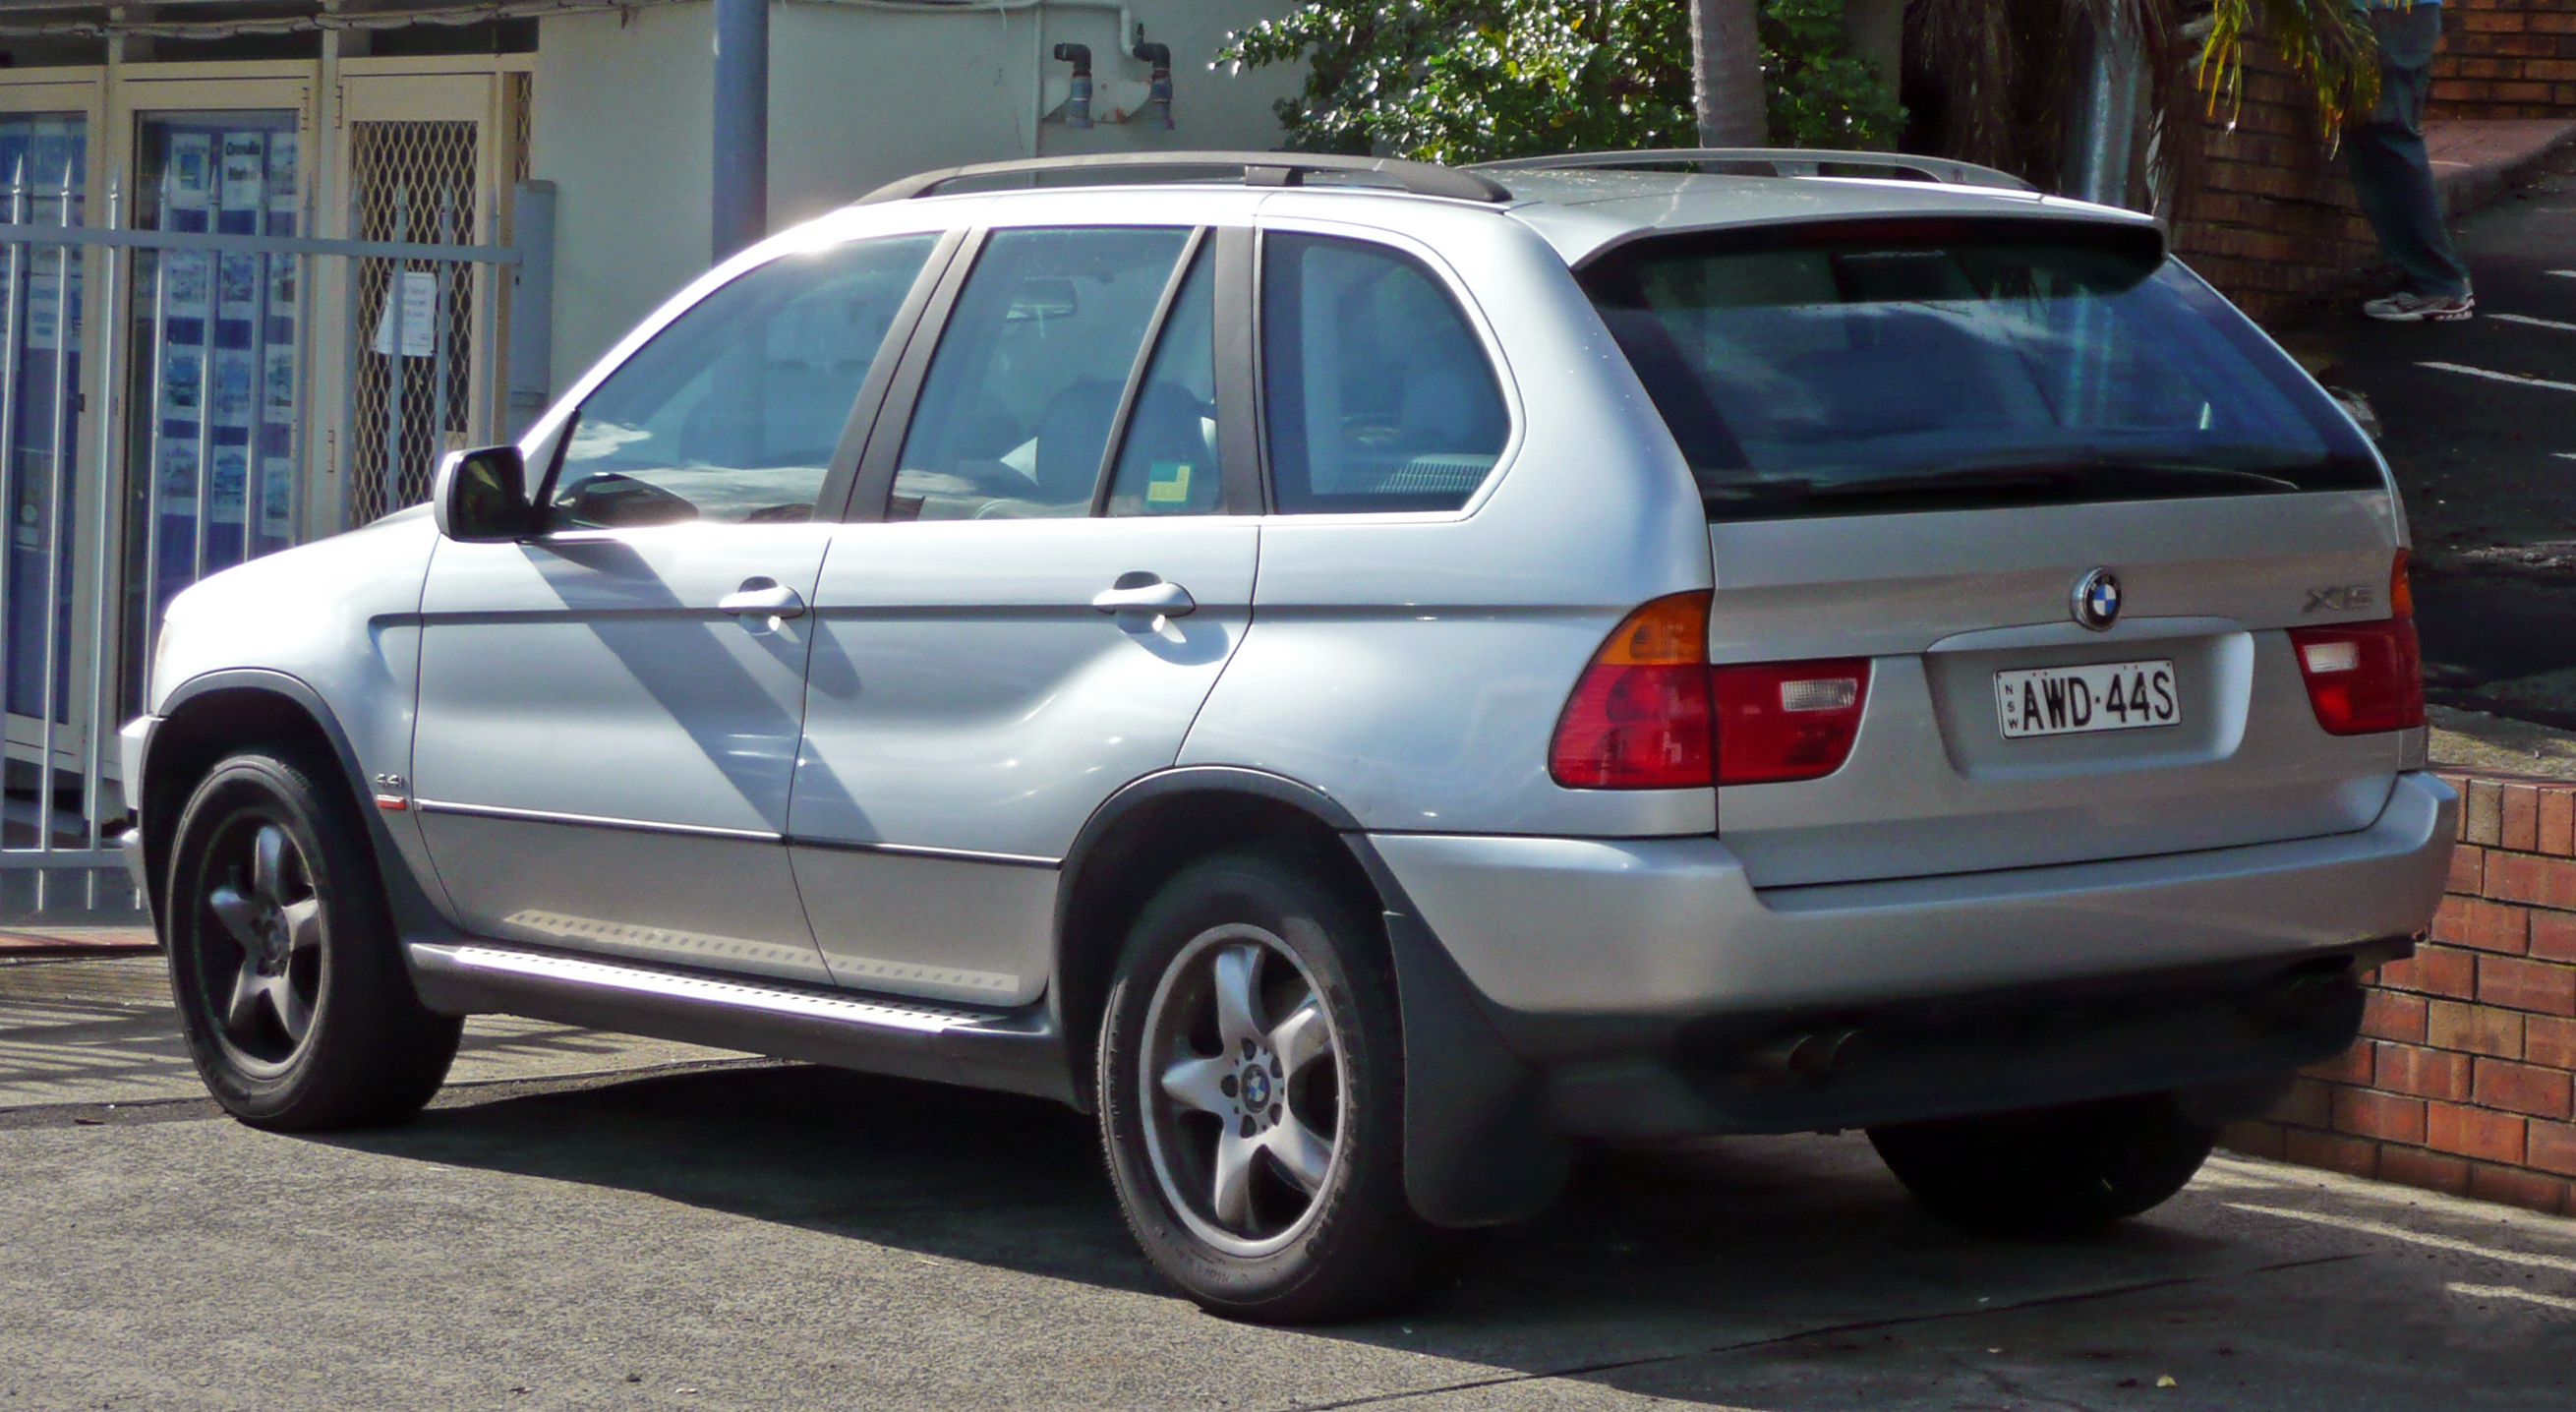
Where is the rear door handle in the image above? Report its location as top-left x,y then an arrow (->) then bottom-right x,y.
1091,577 -> 1195,618
719,579 -> 807,618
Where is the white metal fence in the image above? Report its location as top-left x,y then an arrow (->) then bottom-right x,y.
0,173 -> 520,873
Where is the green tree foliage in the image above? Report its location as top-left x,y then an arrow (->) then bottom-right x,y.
1217,0 -> 1903,164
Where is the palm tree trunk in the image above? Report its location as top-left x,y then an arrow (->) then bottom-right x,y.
1691,0 -> 1767,146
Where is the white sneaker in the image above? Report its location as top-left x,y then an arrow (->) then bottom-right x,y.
2363,289 -> 2475,322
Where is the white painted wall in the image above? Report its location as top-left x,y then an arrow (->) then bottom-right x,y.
534,0 -> 1304,390
533,3 -> 718,396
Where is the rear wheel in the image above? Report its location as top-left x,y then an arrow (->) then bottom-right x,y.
1097,852 -> 1426,1322
1867,1092 -> 2216,1236
165,744 -> 460,1130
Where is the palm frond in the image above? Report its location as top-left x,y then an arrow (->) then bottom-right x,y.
2195,0 -> 2381,139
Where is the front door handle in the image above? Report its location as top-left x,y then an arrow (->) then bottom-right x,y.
720,579 -> 807,618
1091,576 -> 1196,618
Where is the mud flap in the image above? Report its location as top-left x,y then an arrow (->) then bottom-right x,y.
1383,908 -> 1571,1227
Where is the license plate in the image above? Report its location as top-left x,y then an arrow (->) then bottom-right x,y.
1994,659 -> 2179,739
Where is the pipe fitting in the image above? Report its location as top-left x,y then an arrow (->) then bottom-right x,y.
1130,34 -> 1172,131
1050,41 -> 1092,129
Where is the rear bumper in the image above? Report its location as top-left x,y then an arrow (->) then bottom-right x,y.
1371,770 -> 2455,1030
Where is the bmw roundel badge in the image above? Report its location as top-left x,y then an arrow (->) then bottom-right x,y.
2072,568 -> 2122,631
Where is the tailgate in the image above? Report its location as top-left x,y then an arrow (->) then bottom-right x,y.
1709,492 -> 2408,887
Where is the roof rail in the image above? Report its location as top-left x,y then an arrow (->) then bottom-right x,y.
1467,148 -> 2036,194
855,150 -> 1515,206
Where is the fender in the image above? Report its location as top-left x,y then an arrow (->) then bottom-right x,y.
1052,764 -> 1570,1228
148,668 -> 469,959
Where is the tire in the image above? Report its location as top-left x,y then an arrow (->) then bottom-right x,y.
1867,1092 -> 2217,1237
164,743 -> 461,1131
1096,851 -> 1427,1323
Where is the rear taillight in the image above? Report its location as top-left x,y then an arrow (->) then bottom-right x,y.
1712,659 -> 1872,784
2287,552 -> 2424,735
1550,593 -> 1714,789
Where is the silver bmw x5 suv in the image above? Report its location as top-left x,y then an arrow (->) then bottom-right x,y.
122,148 -> 2454,1322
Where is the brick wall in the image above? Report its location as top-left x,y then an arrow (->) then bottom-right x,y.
2222,772 -> 2576,1215
2170,38 -> 2379,323
2430,0 -> 2576,120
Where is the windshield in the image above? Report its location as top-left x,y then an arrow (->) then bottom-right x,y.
1578,219 -> 2379,518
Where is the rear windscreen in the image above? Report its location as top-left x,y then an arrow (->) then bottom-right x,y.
1578,220 -> 2380,519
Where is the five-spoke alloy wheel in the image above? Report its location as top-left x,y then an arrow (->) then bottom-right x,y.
166,745 -> 460,1130
1142,925 -> 1344,1256
198,819 -> 327,1071
1099,852 -> 1425,1322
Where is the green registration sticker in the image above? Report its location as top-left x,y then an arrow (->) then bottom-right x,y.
1146,461 -> 1193,504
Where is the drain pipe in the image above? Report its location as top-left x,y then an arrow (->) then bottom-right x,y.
2063,3 -> 2143,208
712,0 -> 769,262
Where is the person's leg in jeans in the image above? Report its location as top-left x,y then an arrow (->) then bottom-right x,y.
2348,4 -> 2474,316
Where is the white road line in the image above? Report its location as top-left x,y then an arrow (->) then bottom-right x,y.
2448,1282 -> 2576,1313
2228,1204 -> 2576,1273
2558,452 -> 2576,462
2551,270 -> 2576,278
2418,360 -> 2576,393
2491,312 -> 2576,333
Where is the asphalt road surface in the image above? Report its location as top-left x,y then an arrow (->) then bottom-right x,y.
6,957 -> 2576,1411
2316,147 -> 2576,733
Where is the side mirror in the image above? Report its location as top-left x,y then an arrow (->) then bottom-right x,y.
433,444 -> 535,542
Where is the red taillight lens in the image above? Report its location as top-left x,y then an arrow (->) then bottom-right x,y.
1712,658 -> 1872,784
1550,593 -> 1715,789
2289,618 -> 2423,735
2289,553 -> 2423,735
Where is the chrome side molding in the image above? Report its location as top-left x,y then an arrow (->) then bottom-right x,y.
407,941 -> 1074,1104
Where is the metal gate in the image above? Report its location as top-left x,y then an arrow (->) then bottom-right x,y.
0,177 -> 520,872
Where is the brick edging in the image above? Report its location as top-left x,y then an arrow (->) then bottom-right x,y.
2221,772 -> 2576,1214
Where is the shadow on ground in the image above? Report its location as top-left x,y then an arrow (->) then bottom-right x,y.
296,1062 -> 2576,1409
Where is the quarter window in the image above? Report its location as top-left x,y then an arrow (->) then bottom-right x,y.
550,234 -> 937,528
892,227 -> 1193,521
1260,234 -> 1508,514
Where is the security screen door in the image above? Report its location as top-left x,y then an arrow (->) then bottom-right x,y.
411,233 -> 940,982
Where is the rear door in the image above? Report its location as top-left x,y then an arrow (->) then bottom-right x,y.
787,223 -> 1260,1005
1581,217 -> 2409,887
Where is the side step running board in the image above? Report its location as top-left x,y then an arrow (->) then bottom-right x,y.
407,942 -> 1074,1104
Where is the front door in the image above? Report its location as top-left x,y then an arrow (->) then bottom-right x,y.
790,223 -> 1259,1006
411,231 -> 942,981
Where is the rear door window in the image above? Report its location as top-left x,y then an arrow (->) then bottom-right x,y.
1260,233 -> 1509,513
1578,220 -> 2378,519
892,226 -> 1193,520
1105,245 -> 1221,516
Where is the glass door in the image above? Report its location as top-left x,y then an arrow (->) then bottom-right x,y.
112,83 -> 311,724
125,111 -> 305,621
0,108 -> 89,838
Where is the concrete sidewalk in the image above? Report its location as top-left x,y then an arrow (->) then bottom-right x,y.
0,952 -> 753,1110
2430,117 -> 2576,216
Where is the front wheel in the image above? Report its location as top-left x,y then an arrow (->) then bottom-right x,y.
1868,1092 -> 2217,1236
165,744 -> 461,1130
1096,852 -> 1426,1323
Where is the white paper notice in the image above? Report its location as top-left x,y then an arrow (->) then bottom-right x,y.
372,270 -> 439,359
